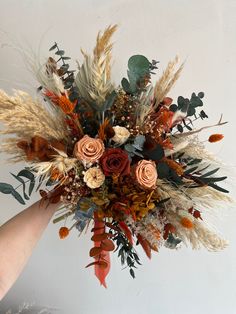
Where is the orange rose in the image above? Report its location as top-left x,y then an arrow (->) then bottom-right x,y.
135,160 -> 157,189
73,135 -> 105,164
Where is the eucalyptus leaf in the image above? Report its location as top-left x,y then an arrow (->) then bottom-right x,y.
17,169 -> 35,196
165,233 -> 182,249
49,43 -> 57,51
55,50 -> 65,56
11,189 -> 26,205
11,173 -> 29,200
130,268 -> 135,279
0,182 -> 14,194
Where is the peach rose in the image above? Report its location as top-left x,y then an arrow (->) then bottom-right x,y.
135,160 -> 158,189
73,135 -> 105,164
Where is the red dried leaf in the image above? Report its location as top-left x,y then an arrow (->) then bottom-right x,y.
193,210 -> 202,220
100,239 -> 115,252
119,221 -> 133,245
91,233 -> 109,242
89,247 -> 103,257
91,226 -> 105,233
105,222 -> 120,232
85,260 -> 108,269
137,234 -> 151,259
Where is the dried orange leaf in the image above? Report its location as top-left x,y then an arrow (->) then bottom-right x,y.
100,239 -> 115,251
91,233 -> 109,242
89,247 -> 102,257
85,260 -> 108,269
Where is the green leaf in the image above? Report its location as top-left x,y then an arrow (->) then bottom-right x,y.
169,104 -> 178,112
11,173 -> 29,200
17,169 -> 35,196
187,106 -> 196,117
60,64 -> 69,72
208,183 -> 229,193
177,124 -> 183,133
122,55 -> 150,95
198,92 -> 204,99
0,182 -> 14,194
169,169 -> 183,184
165,233 -> 182,249
130,268 -> 135,279
190,93 -> 203,108
55,50 -> 65,56
0,182 -> 25,204
177,96 -> 188,109
103,90 -> 117,111
144,144 -> 164,161
187,158 -> 202,166
201,176 -> 227,183
11,189 -> 26,205
49,43 -> 57,51
121,78 -> 131,93
128,55 -> 150,73
200,168 -> 220,178
157,162 -> 170,179
184,166 -> 199,175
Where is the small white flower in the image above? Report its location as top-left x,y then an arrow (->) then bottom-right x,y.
83,167 -> 105,189
112,126 -> 130,145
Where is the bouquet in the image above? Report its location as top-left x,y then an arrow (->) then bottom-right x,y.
0,25 -> 232,287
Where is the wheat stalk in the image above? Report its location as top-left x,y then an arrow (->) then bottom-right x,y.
0,90 -> 69,161
154,56 -> 184,107
75,25 -> 117,107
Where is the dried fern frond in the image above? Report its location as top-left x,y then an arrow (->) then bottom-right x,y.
154,56 -> 184,107
75,25 -> 118,107
0,90 -> 69,161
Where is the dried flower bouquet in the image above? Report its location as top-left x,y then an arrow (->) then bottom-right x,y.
0,25 -> 232,287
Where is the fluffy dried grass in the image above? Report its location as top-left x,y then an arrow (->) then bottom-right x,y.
154,56 -> 184,106
0,90 -> 69,162
166,210 -> 228,251
75,25 -> 117,106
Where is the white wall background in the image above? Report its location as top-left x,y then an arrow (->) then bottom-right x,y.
0,0 -> 236,313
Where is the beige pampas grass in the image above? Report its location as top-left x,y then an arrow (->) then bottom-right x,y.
75,25 -> 117,106
154,56 -> 184,107
166,210 -> 228,251
0,90 -> 69,162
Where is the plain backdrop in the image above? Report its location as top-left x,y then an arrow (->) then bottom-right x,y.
0,0 -> 236,313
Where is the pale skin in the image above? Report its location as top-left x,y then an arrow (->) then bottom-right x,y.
0,200 -> 59,300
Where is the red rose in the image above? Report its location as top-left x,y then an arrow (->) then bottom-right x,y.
100,148 -> 130,176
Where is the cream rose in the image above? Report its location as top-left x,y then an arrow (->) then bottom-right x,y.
73,135 -> 105,164
112,126 -> 130,145
135,160 -> 158,189
83,167 -> 105,189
